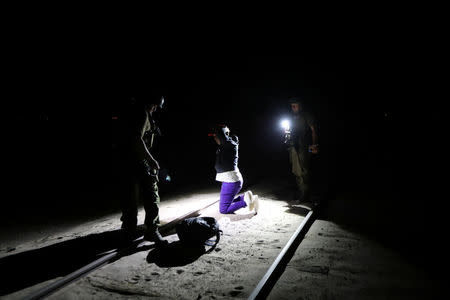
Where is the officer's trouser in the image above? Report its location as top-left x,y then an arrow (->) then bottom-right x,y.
289,146 -> 311,200
121,167 -> 160,231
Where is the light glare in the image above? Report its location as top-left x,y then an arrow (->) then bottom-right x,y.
281,119 -> 290,131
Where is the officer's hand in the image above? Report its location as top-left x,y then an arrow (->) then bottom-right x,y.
283,133 -> 290,145
148,158 -> 160,170
309,144 -> 319,154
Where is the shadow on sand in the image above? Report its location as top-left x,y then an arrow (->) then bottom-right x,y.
0,226 -> 151,296
147,241 -> 208,267
146,210 -> 257,268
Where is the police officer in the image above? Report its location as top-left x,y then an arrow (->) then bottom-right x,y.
120,93 -> 167,246
285,97 -> 319,204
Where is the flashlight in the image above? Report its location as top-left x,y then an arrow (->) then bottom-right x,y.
281,119 -> 292,146
281,119 -> 291,132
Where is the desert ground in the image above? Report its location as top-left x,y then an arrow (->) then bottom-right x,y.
0,175 -> 445,300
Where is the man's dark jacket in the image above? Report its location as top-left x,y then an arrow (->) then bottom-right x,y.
215,128 -> 239,173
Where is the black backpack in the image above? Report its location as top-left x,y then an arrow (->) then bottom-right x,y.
176,217 -> 222,253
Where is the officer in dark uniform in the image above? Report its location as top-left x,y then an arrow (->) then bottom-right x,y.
120,94 -> 167,246
285,97 -> 319,203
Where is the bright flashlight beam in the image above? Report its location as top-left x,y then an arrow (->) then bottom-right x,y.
281,119 -> 290,131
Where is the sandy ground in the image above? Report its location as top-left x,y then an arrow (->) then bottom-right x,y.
0,180 -> 445,299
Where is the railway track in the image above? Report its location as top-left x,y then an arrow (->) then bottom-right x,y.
248,208 -> 315,299
19,200 -> 316,300
21,199 -> 220,300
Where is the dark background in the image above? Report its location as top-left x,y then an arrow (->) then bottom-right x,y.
3,44 -> 445,276
5,49 -> 440,206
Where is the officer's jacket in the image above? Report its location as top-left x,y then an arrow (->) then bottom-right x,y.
291,111 -> 316,150
122,105 -> 156,164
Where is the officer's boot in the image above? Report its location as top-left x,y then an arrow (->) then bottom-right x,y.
144,227 -> 168,247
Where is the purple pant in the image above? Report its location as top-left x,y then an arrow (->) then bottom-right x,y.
219,181 -> 247,214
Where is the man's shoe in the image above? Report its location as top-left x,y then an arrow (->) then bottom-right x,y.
144,229 -> 168,246
121,222 -> 138,237
252,195 -> 259,213
244,190 -> 255,211
121,221 -> 137,231
120,227 -> 140,244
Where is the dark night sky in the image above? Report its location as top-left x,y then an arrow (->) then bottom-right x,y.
3,44 -> 444,227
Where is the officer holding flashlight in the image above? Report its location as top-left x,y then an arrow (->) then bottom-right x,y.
285,97 -> 319,204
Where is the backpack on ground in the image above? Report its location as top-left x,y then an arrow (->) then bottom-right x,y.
176,217 -> 222,253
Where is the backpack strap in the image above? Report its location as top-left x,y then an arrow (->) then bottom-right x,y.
205,230 -> 223,253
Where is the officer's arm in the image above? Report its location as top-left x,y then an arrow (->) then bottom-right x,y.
132,112 -> 160,169
139,136 -> 160,170
305,113 -> 319,146
310,123 -> 319,146
307,114 -> 319,153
